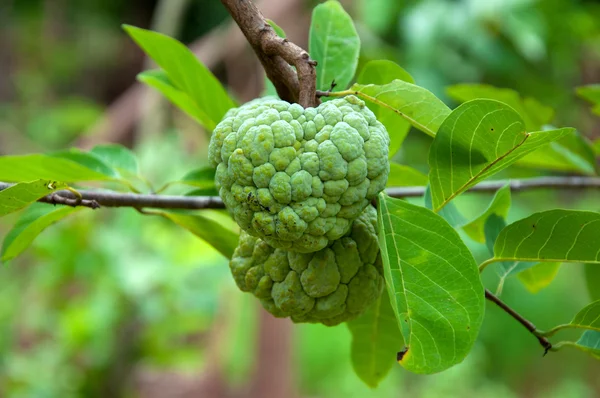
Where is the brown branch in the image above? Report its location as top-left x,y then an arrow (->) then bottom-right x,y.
1,176 -> 600,211
485,289 -> 552,355
220,0 -> 319,108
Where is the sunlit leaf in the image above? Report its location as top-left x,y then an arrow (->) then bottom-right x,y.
124,25 -> 236,130
1,203 -> 83,262
463,185 -> 511,243
428,99 -> 573,211
376,193 -> 484,374
0,180 -> 68,217
310,0 -> 360,91
348,80 -> 451,138
347,292 -> 400,387
517,262 -> 561,294
386,164 -> 427,187
357,61 -> 414,157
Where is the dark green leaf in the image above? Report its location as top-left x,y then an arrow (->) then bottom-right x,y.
0,180 -> 68,217
463,185 -> 511,243
585,264 -> 600,301
309,0 -> 360,91
124,25 -> 235,130
517,262 -> 561,294
1,203 -> 82,262
348,80 -> 451,138
357,61 -> 414,158
346,292 -> 400,388
428,99 -> 573,211
90,144 -> 139,175
386,164 -> 428,187
376,193 -> 484,374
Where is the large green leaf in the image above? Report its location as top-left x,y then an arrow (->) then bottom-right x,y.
428,99 -> 573,211
577,85 -> 600,115
463,185 -> 511,243
346,80 -> 451,138
1,203 -> 83,262
490,210 -> 600,266
346,292 -> 400,388
585,264 -> 600,301
124,25 -> 235,130
376,193 -> 484,374
155,211 -> 239,259
357,61 -> 414,158
386,164 -> 428,187
517,262 -> 561,294
309,0 -> 360,91
517,134 -> 597,175
0,180 -> 68,217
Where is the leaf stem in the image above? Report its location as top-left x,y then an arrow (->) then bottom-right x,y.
478,258 -> 499,273
537,323 -> 600,338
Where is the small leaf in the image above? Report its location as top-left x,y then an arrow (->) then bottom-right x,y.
155,210 -> 239,259
376,193 -> 484,374
90,144 -> 139,175
428,99 -> 573,211
585,264 -> 600,301
463,185 -> 511,243
517,262 -> 561,294
577,85 -> 600,115
348,80 -> 451,138
309,0 -> 360,91
124,25 -> 235,130
346,292 -> 401,388
574,331 -> 600,358
386,164 -> 428,187
1,203 -> 83,262
179,167 -> 217,189
423,185 -> 467,228
357,61 -> 415,157
266,19 -> 286,38
492,210 -> 600,265
565,300 -> 600,333
0,180 -> 68,217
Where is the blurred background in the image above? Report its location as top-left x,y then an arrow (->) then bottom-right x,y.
1,0 -> 600,396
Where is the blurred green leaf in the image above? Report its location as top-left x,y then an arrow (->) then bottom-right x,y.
577,85 -> 600,115
0,153 -> 114,182
90,144 -> 139,175
386,163 -> 427,187
376,193 -> 484,374
1,203 -> 83,262
357,61 -> 414,158
428,99 -> 573,211
346,292 -> 400,388
0,180 -> 68,217
517,262 -> 561,294
555,331 -> 600,360
593,139 -> 600,155
463,185 -> 511,243
310,0 -> 360,91
185,188 -> 219,196
585,264 -> 600,301
155,211 -> 239,259
348,80 -> 451,138
559,300 -> 600,333
423,185 -> 467,228
266,19 -> 286,38
124,25 -> 236,130
179,167 -> 216,189
491,210 -> 600,266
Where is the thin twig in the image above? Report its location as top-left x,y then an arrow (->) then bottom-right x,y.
485,289 -> 552,355
1,176 -> 599,211
220,0 -> 319,107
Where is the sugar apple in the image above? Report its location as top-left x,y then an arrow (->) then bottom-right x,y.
208,95 -> 389,253
229,206 -> 384,326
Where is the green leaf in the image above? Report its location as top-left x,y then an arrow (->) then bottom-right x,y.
346,292 -> 400,388
463,185 -> 511,243
179,167 -> 216,189
124,25 -> 235,130
357,61 -> 415,158
155,211 -> 239,259
309,0 -> 360,91
565,300 -> 600,333
577,85 -> 600,115
89,144 -> 139,175
593,139 -> 600,156
266,19 -> 286,38
585,264 -> 600,301
1,203 -> 82,262
428,99 -> 573,211
573,331 -> 600,358
376,193 -> 484,374
423,185 -> 467,228
386,164 -> 428,187
517,262 -> 561,294
348,80 -> 451,138
0,180 -> 68,217
137,69 -> 212,127
491,210 -> 600,265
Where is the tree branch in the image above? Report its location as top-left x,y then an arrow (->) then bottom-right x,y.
1,176 -> 599,211
484,289 -> 552,355
220,0 -> 319,107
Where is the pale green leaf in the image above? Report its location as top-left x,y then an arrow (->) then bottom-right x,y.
386,164 -> 428,187
463,185 -> 511,243
90,144 -> 139,175
0,180 -> 68,217
357,61 -> 414,158
266,19 -> 286,38
1,203 -> 83,262
0,154 -> 114,182
310,0 -> 360,91
517,262 -> 561,294
347,292 -> 400,388
348,80 -> 451,138
376,193 -> 484,374
124,25 -> 235,130
428,99 -> 573,211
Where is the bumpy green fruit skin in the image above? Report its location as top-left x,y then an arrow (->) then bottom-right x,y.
229,206 -> 384,326
208,95 -> 389,253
